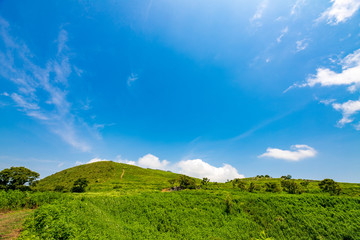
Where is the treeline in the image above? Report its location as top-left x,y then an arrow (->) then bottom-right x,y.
230,178 -> 342,195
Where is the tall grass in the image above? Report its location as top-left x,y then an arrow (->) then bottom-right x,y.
19,191 -> 360,239
0,190 -> 69,211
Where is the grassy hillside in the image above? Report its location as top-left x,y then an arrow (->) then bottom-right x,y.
34,161 -> 182,192
2,164 -> 360,239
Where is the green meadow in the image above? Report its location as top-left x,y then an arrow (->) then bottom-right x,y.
1,161 -> 360,239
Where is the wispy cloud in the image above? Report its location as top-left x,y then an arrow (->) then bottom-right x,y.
296,39 -> 309,52
78,154 -> 244,182
318,0 -> 360,24
291,0 -> 306,15
277,26 -> 289,43
127,73 -> 138,86
0,17 -> 92,151
250,0 -> 268,26
259,144 -> 317,161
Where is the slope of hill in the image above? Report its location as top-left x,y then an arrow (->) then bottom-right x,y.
35,161 -> 182,192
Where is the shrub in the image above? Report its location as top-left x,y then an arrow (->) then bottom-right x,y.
281,180 -> 303,194
319,179 -> 341,195
265,182 -> 281,193
71,178 -> 89,193
178,175 -> 197,189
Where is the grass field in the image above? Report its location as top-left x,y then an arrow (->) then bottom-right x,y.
1,161 -> 360,239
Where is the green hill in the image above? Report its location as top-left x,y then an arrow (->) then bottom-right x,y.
35,161 -> 182,192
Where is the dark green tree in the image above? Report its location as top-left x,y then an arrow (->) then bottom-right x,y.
319,179 -> 341,195
0,167 -> 39,190
178,175 -> 196,189
281,180 -> 303,194
201,177 -> 210,186
265,182 -> 281,192
281,175 -> 292,180
71,178 -> 89,193
300,180 -> 310,188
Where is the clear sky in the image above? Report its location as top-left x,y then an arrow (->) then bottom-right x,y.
1,0 -> 360,182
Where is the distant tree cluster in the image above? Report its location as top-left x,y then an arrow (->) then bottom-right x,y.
256,175 -> 271,178
281,175 -> 292,180
0,167 -> 39,191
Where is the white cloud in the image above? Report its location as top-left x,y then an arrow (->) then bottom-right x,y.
332,99 -> 360,126
115,155 -> 136,165
0,17 -> 94,151
127,73 -> 138,86
78,154 -> 244,182
176,159 -> 244,182
296,49 -> 360,92
250,0 -> 268,24
319,0 -> 360,24
277,26 -> 289,43
320,99 -> 336,105
296,39 -> 309,52
291,0 -> 306,15
138,153 -> 169,170
1,92 -> 9,96
259,144 -> 317,161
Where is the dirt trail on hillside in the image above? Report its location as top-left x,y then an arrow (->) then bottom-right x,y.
0,209 -> 33,239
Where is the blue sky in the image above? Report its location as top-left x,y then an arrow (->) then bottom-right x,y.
1,0 -> 360,182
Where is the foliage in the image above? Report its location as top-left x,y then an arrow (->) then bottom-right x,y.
0,167 -> 39,191
0,190 -> 66,211
224,194 -> 233,214
178,175 -> 197,189
248,182 -> 260,192
71,178 -> 89,193
319,179 -> 342,195
54,185 -> 65,192
256,175 -> 271,179
19,191 -> 360,240
281,175 -> 292,180
201,177 -> 210,186
281,180 -> 303,194
232,178 -> 247,190
265,182 -> 281,193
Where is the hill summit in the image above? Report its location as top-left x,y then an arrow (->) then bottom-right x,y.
35,161 -> 182,192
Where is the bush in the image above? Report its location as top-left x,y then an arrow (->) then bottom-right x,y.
178,175 -> 197,189
265,182 -> 281,193
319,179 -> 341,195
281,180 -> 303,194
71,178 -> 89,193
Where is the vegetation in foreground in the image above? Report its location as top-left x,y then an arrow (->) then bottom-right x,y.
0,162 -> 359,239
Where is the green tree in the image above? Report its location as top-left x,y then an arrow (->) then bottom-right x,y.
265,182 -> 281,193
319,179 -> 341,195
178,175 -> 196,189
71,178 -> 89,193
0,167 -> 39,190
201,177 -> 210,186
281,180 -> 303,194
